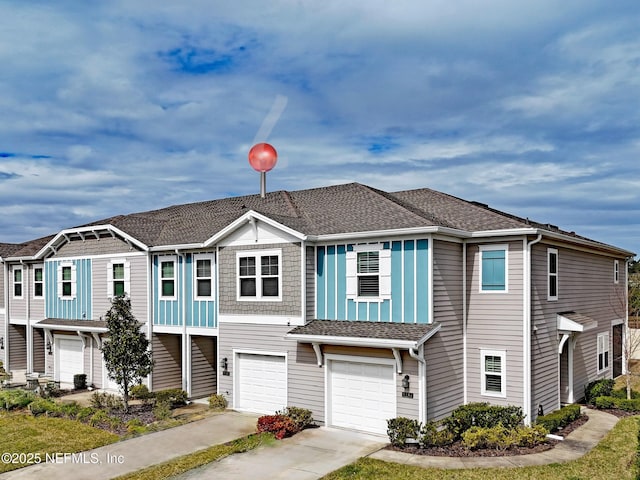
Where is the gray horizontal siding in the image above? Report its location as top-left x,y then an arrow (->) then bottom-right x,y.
9,324 -> 27,370
152,334 -> 182,391
92,255 -> 148,322
32,328 -> 45,372
190,336 -> 216,398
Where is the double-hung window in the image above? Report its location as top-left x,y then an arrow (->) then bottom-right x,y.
614,260 -> 619,284
237,250 -> 281,300
57,262 -> 76,299
160,259 -> 176,299
481,349 -> 506,397
479,245 -> 508,292
108,260 -> 130,298
33,267 -> 43,298
357,251 -> 379,297
194,254 -> 214,299
13,267 -> 23,298
548,248 -> 558,301
597,333 -> 610,372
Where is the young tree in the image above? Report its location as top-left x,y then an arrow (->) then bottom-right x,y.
101,295 -> 153,411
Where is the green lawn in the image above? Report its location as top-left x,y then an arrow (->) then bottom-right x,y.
0,413 -> 118,474
321,416 -> 639,480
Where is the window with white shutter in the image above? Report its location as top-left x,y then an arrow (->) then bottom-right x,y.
346,244 -> 391,300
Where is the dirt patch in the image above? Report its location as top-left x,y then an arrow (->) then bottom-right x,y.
387,415 -> 588,457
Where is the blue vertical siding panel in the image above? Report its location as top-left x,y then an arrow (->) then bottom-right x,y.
403,240 -> 415,323
153,256 -> 160,325
186,254 -> 193,327
347,299 -> 356,319
416,239 -> 429,324
369,302 -> 379,322
357,301 -> 368,321
326,246 -> 336,319
336,245 -> 346,319
380,299 -> 390,322
316,247 -> 326,319
391,241 -> 403,322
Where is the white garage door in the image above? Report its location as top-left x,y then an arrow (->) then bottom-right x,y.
236,353 -> 287,413
329,359 -> 396,435
57,337 -> 83,384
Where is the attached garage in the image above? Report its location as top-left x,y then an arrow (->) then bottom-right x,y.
235,352 -> 286,413
327,355 -> 396,435
56,336 -> 84,384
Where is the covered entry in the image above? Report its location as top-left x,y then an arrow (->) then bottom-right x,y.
558,312 -> 597,404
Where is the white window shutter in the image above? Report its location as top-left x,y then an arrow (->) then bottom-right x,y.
346,250 -> 357,298
70,263 -> 77,298
57,264 -> 62,298
107,264 -> 114,298
379,249 -> 391,298
124,261 -> 131,294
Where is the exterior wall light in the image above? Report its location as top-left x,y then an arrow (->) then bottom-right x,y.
0,337 -> 3,350
402,374 -> 413,398
222,357 -> 230,376
46,340 -> 52,355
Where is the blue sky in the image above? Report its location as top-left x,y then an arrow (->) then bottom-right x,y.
0,1 -> 638,254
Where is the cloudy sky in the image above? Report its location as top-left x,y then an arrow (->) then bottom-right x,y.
0,1 -> 638,254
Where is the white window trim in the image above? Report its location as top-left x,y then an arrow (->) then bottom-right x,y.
236,249 -> 282,302
547,248 -> 558,301
346,243 -> 391,301
614,260 -> 619,284
480,349 -> 506,398
159,256 -> 177,300
597,332 -> 610,373
33,264 -> 44,299
193,253 -> 215,300
57,262 -> 77,300
479,244 -> 509,293
12,266 -> 23,299
107,259 -> 131,299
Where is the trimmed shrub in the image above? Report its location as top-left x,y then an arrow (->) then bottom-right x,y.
595,396 -> 640,413
153,399 -> 172,420
277,406 -> 313,430
0,389 -> 35,410
595,396 -> 616,409
536,404 -> 581,433
387,417 -> 420,447
130,384 -> 152,401
90,391 -> 123,412
155,388 -> 188,407
611,388 -> 640,400
208,394 -> 228,411
514,424 -> 549,447
419,420 -> 454,448
443,403 -> 524,440
257,414 -> 299,440
462,424 -> 548,451
584,378 -> 614,404
28,397 -> 60,416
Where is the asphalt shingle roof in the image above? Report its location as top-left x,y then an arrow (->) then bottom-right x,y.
288,319 -> 440,344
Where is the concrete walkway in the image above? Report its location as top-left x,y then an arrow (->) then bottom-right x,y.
370,407 -> 620,469
173,426 -> 387,480
0,411 -> 259,480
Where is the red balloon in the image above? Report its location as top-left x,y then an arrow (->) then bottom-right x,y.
248,143 -> 278,172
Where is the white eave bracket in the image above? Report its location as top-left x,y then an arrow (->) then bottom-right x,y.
312,342 -> 322,367
392,348 -> 403,374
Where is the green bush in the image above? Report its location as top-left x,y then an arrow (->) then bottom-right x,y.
611,388 -> 640,400
419,420 -> 454,447
28,397 -> 60,416
130,384 -> 152,400
277,406 -> 314,430
536,404 -> 581,433
514,424 -> 549,447
0,389 -> 35,410
443,403 -> 524,439
208,394 -> 228,411
462,424 -> 548,451
154,388 -> 188,406
90,391 -> 123,412
387,417 -> 421,446
76,406 -> 96,422
595,396 -> 616,409
595,396 -> 640,412
59,401 -> 81,418
153,399 -> 173,420
584,378 -> 614,404
89,409 -> 111,427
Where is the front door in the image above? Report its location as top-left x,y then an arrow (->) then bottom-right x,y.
613,324 -> 623,378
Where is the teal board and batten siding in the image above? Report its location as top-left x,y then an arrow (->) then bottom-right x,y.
152,254 -> 217,328
44,259 -> 92,320
316,239 -> 429,323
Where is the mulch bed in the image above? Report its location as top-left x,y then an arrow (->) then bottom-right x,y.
387,414 -> 589,457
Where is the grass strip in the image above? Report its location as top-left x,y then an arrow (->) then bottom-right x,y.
114,432 -> 273,480
322,415 -> 639,480
0,414 -> 118,474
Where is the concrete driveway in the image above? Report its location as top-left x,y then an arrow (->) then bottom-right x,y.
175,426 -> 387,480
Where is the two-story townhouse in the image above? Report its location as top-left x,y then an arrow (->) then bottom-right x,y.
1,182 -> 633,436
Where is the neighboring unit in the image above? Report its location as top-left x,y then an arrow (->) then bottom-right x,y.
0,182 -> 633,434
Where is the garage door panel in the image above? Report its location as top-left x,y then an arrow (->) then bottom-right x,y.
329,358 -> 395,435
57,338 -> 83,384
237,353 -> 286,414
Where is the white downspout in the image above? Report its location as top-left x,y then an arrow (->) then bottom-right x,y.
3,261 -> 9,371
176,250 -> 189,395
146,252 -> 153,389
462,240 -> 467,404
524,234 -> 542,425
409,346 -> 426,423
22,261 -> 33,373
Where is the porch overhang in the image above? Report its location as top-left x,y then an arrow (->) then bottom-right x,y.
33,318 -> 108,334
557,311 -> 598,354
286,320 -> 441,372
